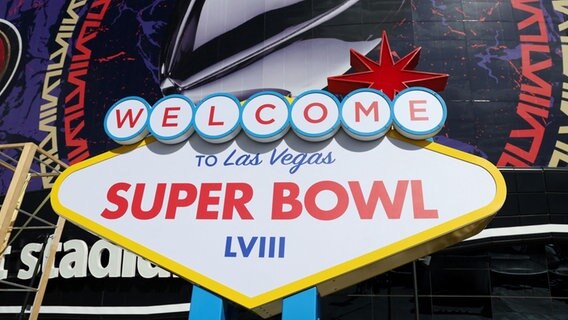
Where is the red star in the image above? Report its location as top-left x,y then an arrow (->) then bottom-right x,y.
327,31 -> 448,100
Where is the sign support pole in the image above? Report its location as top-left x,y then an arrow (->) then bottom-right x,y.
188,285 -> 225,320
282,287 -> 320,320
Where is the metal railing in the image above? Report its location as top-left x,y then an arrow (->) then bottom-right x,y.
0,143 -> 68,320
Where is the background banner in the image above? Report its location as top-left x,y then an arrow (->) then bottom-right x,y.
1,0 -> 568,194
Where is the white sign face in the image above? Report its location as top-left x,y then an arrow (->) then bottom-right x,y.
393,87 -> 447,140
103,88 -> 447,147
341,89 -> 392,141
241,92 -> 290,143
148,95 -> 195,144
104,97 -> 150,145
51,131 -> 505,310
290,90 -> 341,141
194,94 -> 241,143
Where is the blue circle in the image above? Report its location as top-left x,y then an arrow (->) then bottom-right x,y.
240,91 -> 291,140
194,93 -> 241,141
104,96 -> 151,143
148,94 -> 195,142
290,90 -> 341,140
391,87 -> 447,139
339,88 -> 393,139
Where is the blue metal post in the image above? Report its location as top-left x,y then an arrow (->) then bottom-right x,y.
188,285 -> 225,320
282,287 -> 320,320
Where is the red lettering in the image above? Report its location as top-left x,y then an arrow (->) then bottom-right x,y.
355,101 -> 379,122
208,106 -> 224,126
165,183 -> 198,219
196,183 -> 222,219
512,0 -> 547,43
520,92 -> 549,108
132,183 -> 166,220
162,106 -> 181,127
497,103 -> 547,166
72,0 -> 111,61
222,183 -> 254,220
349,180 -> 408,219
64,68 -> 87,112
87,0 -> 111,21
305,181 -> 348,220
497,152 -> 530,167
411,180 -> 438,218
72,19 -> 98,62
255,104 -> 276,125
101,180 -> 440,222
304,103 -> 328,124
272,182 -> 302,219
65,0 -> 111,165
409,100 -> 428,121
497,32 -> 552,166
64,108 -> 89,164
64,67 -> 89,165
101,182 -> 131,219
521,44 -> 551,96
116,108 -> 145,128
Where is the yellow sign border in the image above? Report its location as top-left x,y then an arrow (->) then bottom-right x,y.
51,130 -> 506,311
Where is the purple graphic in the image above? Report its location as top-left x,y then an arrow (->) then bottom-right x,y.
475,31 -> 521,84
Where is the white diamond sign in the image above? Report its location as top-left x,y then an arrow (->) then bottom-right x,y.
51,130 -> 505,315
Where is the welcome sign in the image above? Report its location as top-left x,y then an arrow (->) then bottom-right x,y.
51,87 -> 505,317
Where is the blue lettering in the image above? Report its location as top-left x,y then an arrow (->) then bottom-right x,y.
223,149 -> 237,166
322,152 -> 336,164
270,148 -> 287,164
290,153 -> 308,174
223,236 -> 286,258
278,237 -> 286,258
270,148 -> 336,174
238,236 -> 258,257
268,237 -> 276,258
224,149 -> 263,167
224,236 -> 237,257
259,237 -> 266,258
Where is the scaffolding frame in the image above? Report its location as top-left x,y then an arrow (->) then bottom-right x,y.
0,143 -> 68,320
